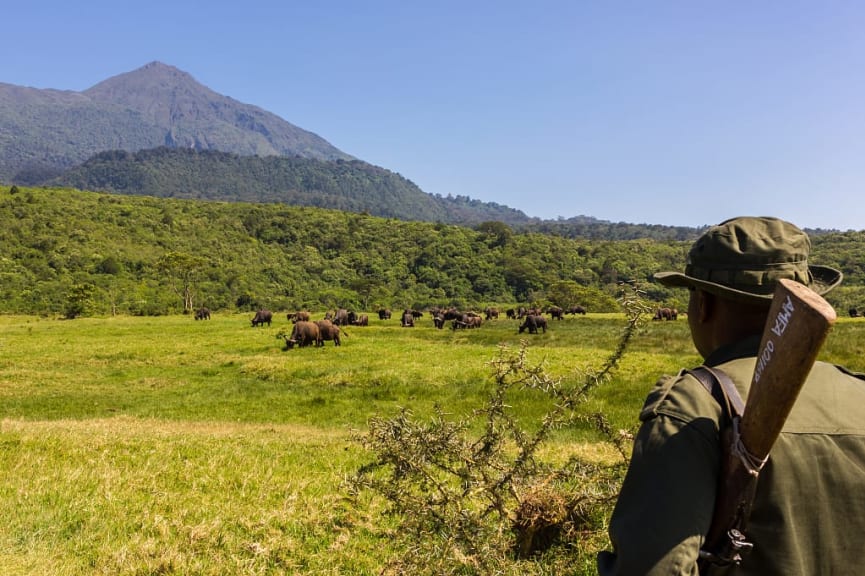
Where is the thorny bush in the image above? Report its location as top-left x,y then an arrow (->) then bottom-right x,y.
347,285 -> 653,574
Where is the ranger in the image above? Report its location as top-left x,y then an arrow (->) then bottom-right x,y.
598,216 -> 865,575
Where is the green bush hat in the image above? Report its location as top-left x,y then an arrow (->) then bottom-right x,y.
654,216 -> 842,304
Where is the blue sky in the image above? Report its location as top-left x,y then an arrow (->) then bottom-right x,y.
5,1 -> 865,230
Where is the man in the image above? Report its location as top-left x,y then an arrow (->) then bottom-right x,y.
597,216 -> 865,575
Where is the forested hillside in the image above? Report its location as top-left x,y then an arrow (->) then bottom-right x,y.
2,185 -> 863,318
50,147 -> 529,225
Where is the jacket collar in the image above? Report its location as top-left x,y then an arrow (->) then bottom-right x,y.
703,335 -> 762,367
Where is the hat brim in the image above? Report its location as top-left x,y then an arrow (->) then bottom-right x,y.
653,265 -> 843,304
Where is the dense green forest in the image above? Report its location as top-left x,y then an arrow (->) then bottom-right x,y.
2,184 -> 864,318
51,147 -> 530,226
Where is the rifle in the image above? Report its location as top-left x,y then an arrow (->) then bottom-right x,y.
697,278 -> 837,572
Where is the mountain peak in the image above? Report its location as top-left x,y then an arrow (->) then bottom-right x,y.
0,62 -> 353,183
81,61 -> 353,159
84,61 -> 217,111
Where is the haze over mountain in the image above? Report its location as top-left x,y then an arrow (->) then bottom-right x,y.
0,61 -> 351,184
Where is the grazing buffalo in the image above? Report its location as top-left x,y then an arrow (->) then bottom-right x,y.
350,313 -> 369,326
518,314 -> 547,334
333,308 -> 350,326
442,307 -> 461,321
378,308 -> 392,320
547,306 -> 565,320
315,319 -> 342,346
287,310 -> 311,323
505,308 -> 517,319
452,315 -> 483,330
568,305 -> 587,315
194,307 -> 211,320
653,307 -> 678,321
484,307 -> 500,321
284,321 -> 320,349
401,310 -> 415,327
433,314 -> 445,329
251,309 -> 273,327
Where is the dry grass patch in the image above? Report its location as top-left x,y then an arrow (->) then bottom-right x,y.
0,417 -> 388,575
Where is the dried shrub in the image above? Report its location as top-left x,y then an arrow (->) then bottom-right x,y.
347,284 -> 652,574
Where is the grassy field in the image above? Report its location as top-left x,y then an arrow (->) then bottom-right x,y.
1,311 -> 863,575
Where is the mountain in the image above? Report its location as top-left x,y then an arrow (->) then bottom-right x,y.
0,61 -> 351,183
0,61 -> 705,236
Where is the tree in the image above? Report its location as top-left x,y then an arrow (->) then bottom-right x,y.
503,257 -> 544,302
64,283 -> 96,319
475,221 -> 513,248
95,256 -> 123,275
546,281 -> 584,309
156,251 -> 207,313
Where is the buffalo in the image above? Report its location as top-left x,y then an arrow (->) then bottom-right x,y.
284,321 -> 320,349
433,314 -> 445,329
547,306 -> 564,320
568,305 -> 587,315
518,306 -> 541,319
251,309 -> 273,327
346,310 -> 369,326
315,319 -> 342,346
653,307 -> 678,321
452,315 -> 483,330
850,308 -> 860,318
194,307 -> 211,320
378,308 -> 392,320
484,307 -> 500,321
518,314 -> 547,334
401,310 -> 415,327
287,310 -> 311,323
442,307 -> 461,321
332,308 -> 350,326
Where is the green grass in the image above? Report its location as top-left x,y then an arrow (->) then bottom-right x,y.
1,312 -> 863,574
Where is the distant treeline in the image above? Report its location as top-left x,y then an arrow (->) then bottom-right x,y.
1,185 -> 863,318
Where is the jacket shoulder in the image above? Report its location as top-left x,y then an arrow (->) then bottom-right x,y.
639,370 -> 723,425
833,363 -> 865,381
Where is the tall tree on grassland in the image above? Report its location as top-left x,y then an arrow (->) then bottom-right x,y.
157,251 -> 207,313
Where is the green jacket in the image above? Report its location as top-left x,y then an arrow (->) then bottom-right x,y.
598,336 -> 865,575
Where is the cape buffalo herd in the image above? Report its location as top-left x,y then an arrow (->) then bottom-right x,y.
249,302 -> 602,350
652,307 -> 678,321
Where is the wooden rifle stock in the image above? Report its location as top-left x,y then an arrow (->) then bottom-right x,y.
698,278 -> 837,571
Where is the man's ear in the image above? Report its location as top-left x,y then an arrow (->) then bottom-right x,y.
697,289 -> 715,323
